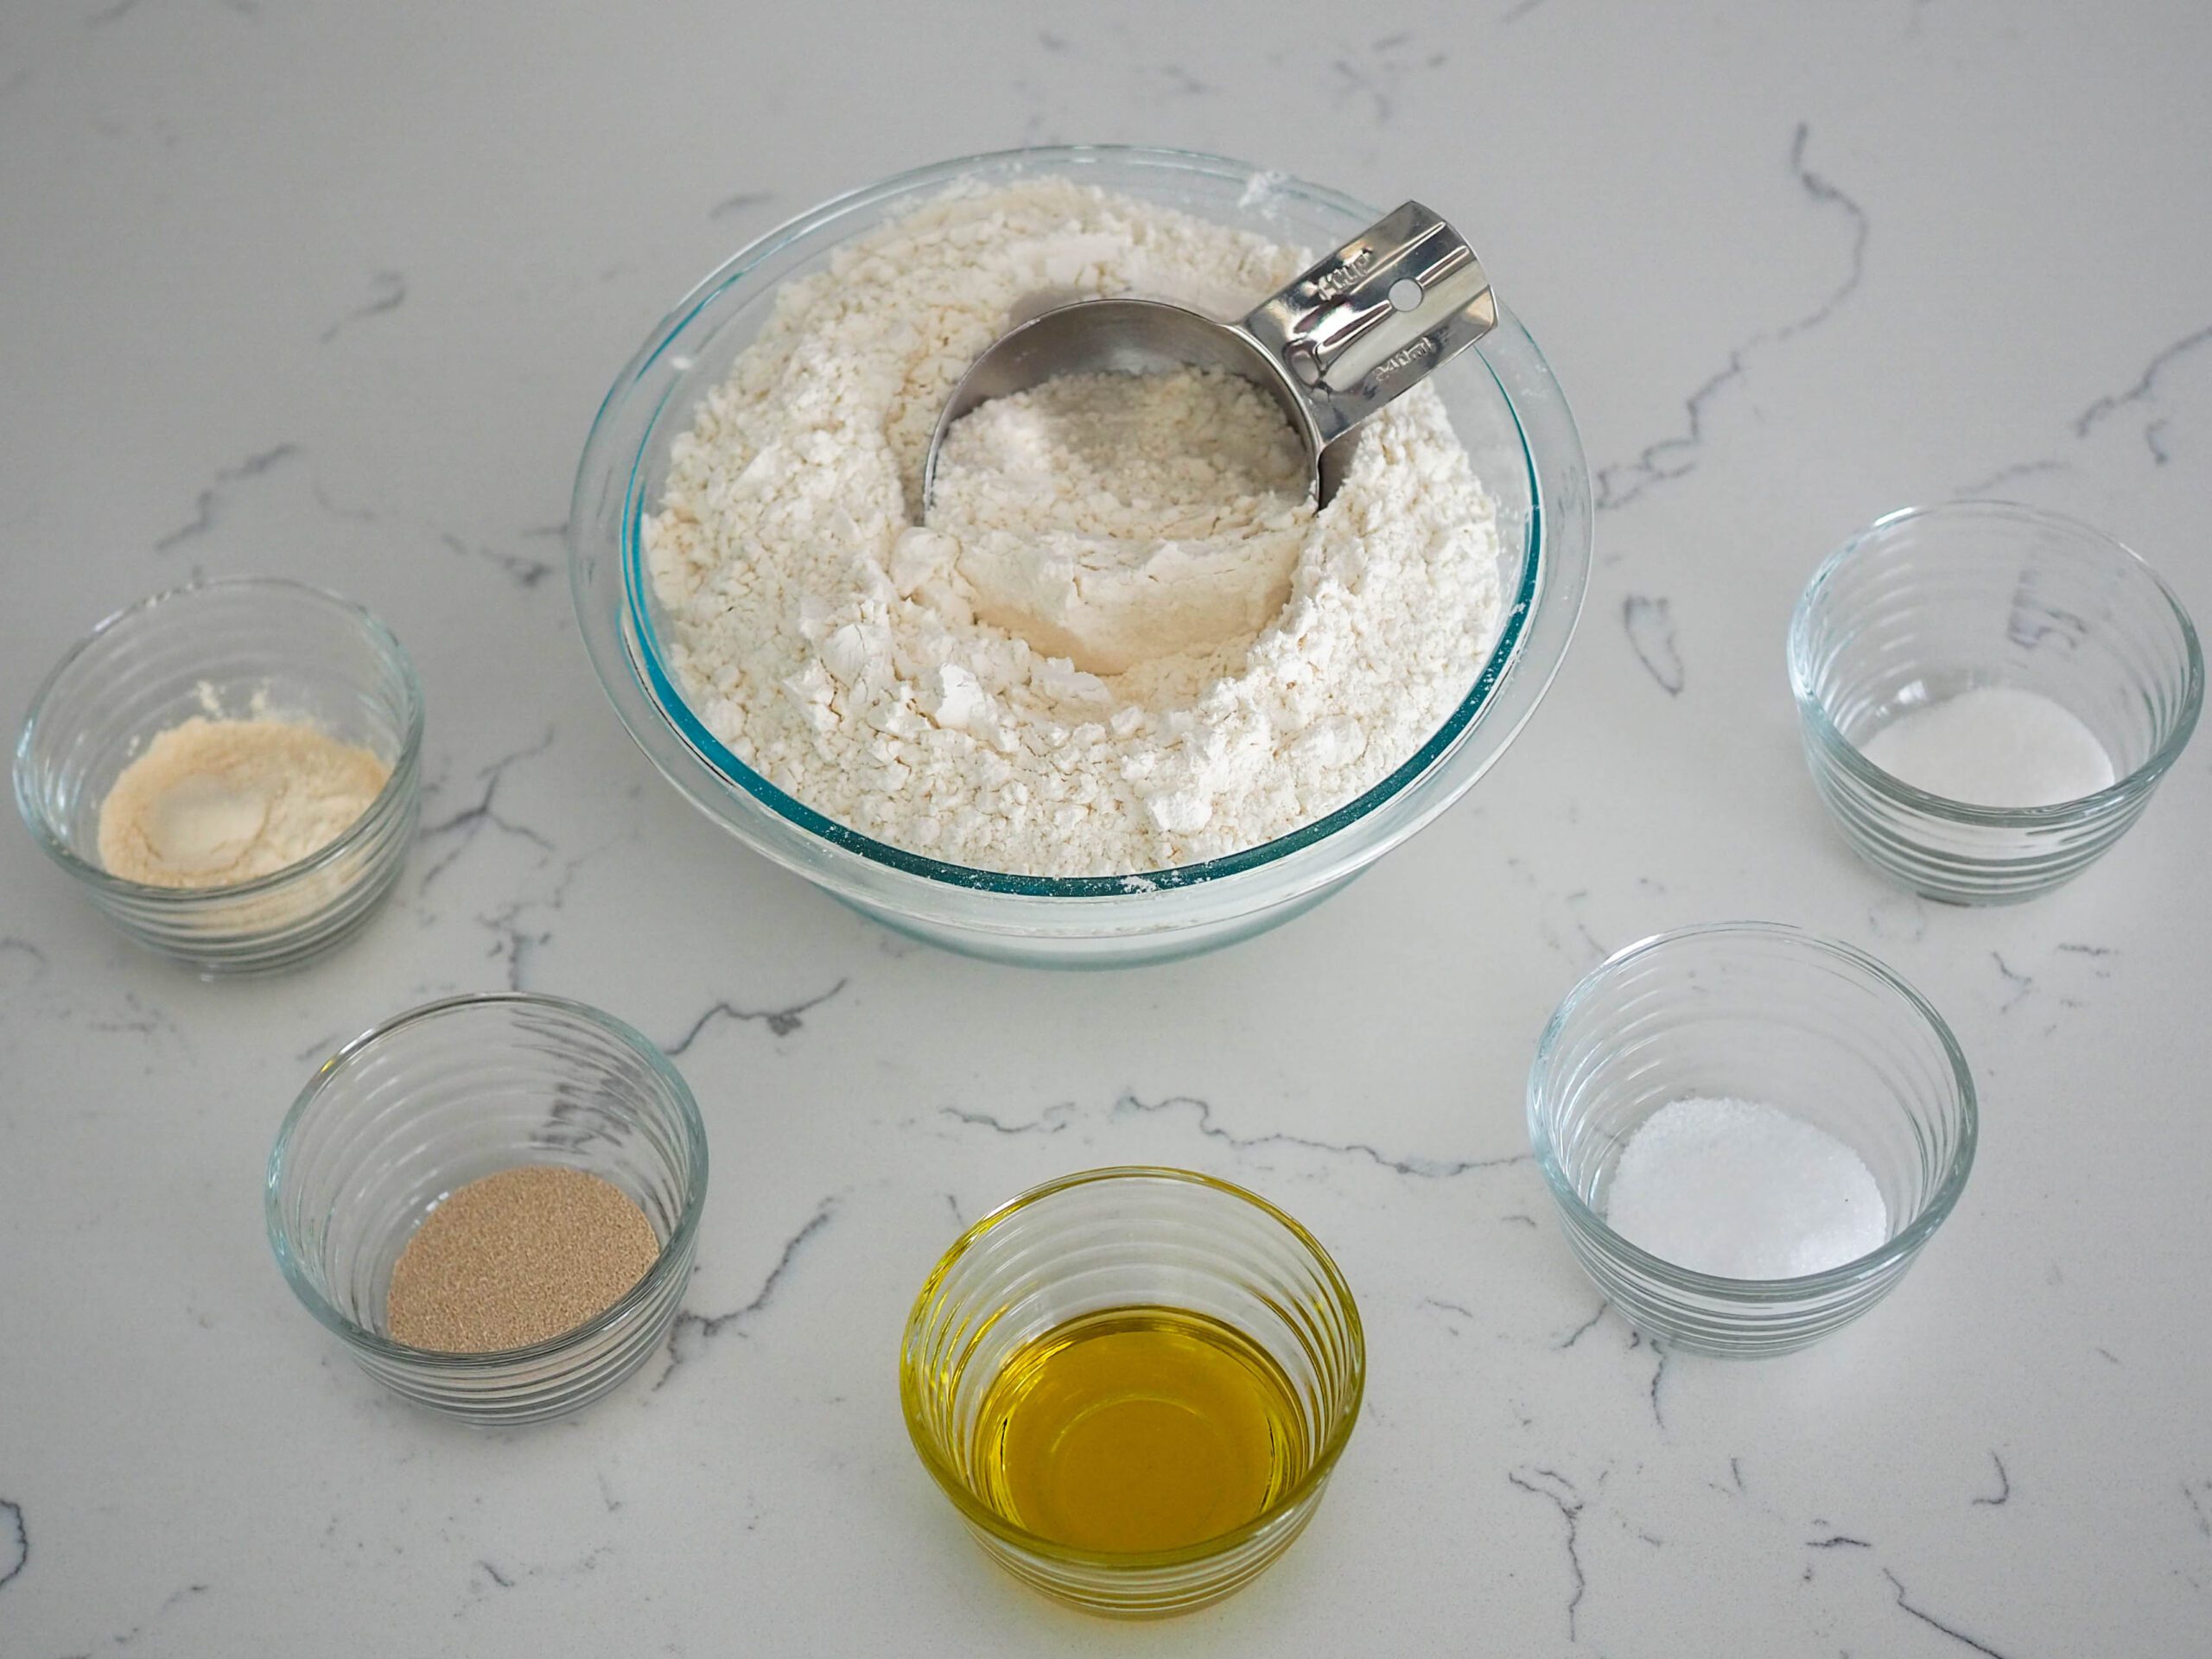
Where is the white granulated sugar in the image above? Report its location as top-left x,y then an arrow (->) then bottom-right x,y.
645,178 -> 1504,876
1859,685 -> 2116,807
1603,1096 -> 1889,1281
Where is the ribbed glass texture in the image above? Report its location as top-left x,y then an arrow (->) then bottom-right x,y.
570,144 -> 1592,966
1529,925 -> 1975,1357
900,1168 -> 1363,1616
267,995 -> 709,1424
14,577 -> 423,973
1789,501 -> 2200,904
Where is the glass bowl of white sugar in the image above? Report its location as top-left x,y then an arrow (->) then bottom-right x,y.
1528,923 -> 1976,1357
569,145 -> 1592,966
1789,501 -> 2201,905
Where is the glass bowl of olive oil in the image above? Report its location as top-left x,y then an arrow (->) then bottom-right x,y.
899,1166 -> 1364,1617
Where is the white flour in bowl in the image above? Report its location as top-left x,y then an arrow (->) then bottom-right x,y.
645,178 -> 1504,877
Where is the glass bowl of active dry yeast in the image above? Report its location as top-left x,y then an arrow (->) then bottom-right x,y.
267,994 -> 709,1423
569,144 -> 1592,967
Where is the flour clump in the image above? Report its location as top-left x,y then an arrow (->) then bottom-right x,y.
645,179 -> 1504,877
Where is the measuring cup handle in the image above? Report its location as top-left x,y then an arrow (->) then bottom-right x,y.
1239,201 -> 1498,445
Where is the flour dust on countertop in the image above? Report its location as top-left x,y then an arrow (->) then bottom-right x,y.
645,178 -> 1505,877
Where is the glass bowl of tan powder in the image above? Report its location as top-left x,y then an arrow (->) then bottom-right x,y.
267,993 -> 708,1424
570,145 -> 1593,967
14,576 -> 423,974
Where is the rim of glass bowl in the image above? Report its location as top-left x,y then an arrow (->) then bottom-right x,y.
899,1165 -> 1367,1571
1527,921 -> 1979,1298
265,992 -> 710,1368
1788,499 -> 2205,825
13,575 -> 426,903
588,142 -> 1567,899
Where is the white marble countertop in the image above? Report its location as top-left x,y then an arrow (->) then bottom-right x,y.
4,2 -> 2209,1652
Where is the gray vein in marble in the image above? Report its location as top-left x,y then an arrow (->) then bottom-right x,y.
86,0 -> 143,24
293,1028 -> 343,1063
0,1496 -> 23,1592
1953,457 -> 2070,498
1595,124 -> 1868,511
2183,1478 -> 2212,1540
85,988 -> 180,1041
416,728 -> 559,891
664,977 -> 848,1053
1808,1532 -> 1873,1548
2056,941 -> 2116,966
59,1582 -> 211,1656
1973,1452 -> 2011,1507
939,1102 -> 1076,1135
152,442 -> 300,550
1507,1466 -> 1587,1642
319,270 -> 407,343
1325,32 -> 1446,125
1991,950 -> 2034,1014
709,189 -> 773,220
933,1090 -> 1529,1177
1880,1567 -> 2012,1658
1501,0 -> 1548,19
658,1197 -> 838,1388
1647,1342 -> 1670,1429
2072,321 -> 2212,460
1958,319 -> 2209,493
1554,1303 -> 1608,1350
1867,890 -> 1929,944
1116,1092 -> 1531,1178
0,936 -> 48,977
1622,595 -> 1684,696
463,1545 -> 613,1601
307,477 -> 380,524
438,530 -> 553,591
1145,63 -> 1211,99
595,1471 -> 620,1514
474,819 -> 642,994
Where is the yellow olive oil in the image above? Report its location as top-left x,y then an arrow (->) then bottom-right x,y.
969,1306 -> 1309,1554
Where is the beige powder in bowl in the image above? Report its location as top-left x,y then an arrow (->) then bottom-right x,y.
97,716 -> 391,887
385,1166 -> 662,1354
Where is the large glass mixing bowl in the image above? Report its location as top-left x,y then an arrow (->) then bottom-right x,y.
570,145 -> 1591,966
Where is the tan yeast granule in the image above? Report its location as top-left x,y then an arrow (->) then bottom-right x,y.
97,717 -> 389,887
385,1166 -> 660,1353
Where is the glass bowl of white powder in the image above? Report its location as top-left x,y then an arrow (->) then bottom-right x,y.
15,577 -> 424,974
1528,923 -> 1976,1357
1789,501 -> 2202,905
569,145 -> 1591,966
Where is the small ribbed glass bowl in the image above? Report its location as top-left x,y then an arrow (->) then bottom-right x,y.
267,994 -> 709,1424
1789,501 -> 2202,904
14,577 -> 424,974
1529,924 -> 1976,1357
900,1167 -> 1364,1618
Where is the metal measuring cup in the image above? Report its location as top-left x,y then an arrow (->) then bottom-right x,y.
922,200 -> 1497,510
